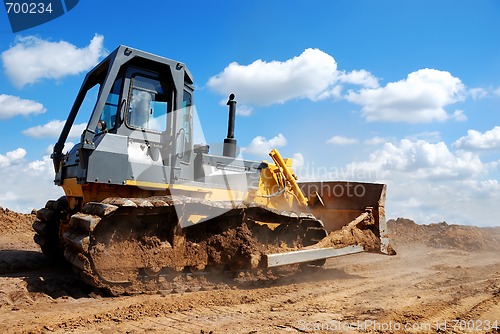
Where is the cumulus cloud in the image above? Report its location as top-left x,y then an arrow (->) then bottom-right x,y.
347,139 -> 485,181
469,86 -> 500,98
22,120 -> 87,139
2,34 -> 107,88
453,126 -> 500,151
346,68 -> 466,123
292,152 -> 305,170
338,69 -> 379,88
468,87 -> 488,100
450,109 -> 467,122
243,133 -> 287,156
0,148 -> 26,167
207,49 -> 338,105
405,131 -> 442,143
364,136 -> 391,146
289,136 -> 499,226
340,138 -> 499,226
0,94 -> 46,119
236,104 -> 253,116
0,151 -> 62,212
385,177 -> 500,227
208,48 -> 379,106
326,135 -> 359,145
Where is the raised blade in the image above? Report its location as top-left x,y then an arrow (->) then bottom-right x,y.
299,181 -> 393,255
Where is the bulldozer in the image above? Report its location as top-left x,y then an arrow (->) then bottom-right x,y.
33,46 -> 393,295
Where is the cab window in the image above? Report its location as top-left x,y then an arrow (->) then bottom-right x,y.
96,77 -> 122,134
127,75 -> 169,132
181,90 -> 193,162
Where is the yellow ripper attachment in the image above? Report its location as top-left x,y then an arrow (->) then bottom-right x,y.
269,149 -> 309,206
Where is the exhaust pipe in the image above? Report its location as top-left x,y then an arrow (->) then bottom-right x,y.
223,94 -> 237,158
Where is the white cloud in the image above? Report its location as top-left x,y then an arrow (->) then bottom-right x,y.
364,136 -> 391,145
0,151 -> 63,212
450,109 -> 467,122
453,126 -> 500,151
338,69 -> 379,88
0,94 -> 46,119
384,178 -> 500,227
236,104 -> 253,116
405,131 -> 442,143
207,49 -> 389,110
207,48 -> 339,105
326,135 -> 359,145
290,137 -> 499,226
243,133 -> 287,156
22,120 -> 87,139
465,86 -> 500,99
468,87 -> 488,100
340,138 -> 499,226
0,148 -> 26,167
347,139 -> 484,180
2,34 -> 107,88
346,68 -> 466,123
316,85 -> 343,100
292,152 -> 304,170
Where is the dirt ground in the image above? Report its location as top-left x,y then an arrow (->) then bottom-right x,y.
1,208 -> 499,334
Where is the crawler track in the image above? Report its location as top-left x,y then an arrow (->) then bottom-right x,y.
58,195 -> 326,295
32,197 -> 69,260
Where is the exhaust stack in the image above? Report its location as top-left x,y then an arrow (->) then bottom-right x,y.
223,93 -> 237,158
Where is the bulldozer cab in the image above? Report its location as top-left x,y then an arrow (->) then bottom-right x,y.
52,46 -> 195,189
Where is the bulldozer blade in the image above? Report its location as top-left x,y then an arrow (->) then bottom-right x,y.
265,245 -> 364,268
299,181 -> 391,255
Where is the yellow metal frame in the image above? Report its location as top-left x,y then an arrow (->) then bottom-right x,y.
61,150 -> 308,215
269,149 -> 308,206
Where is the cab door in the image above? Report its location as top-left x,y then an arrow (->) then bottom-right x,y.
123,68 -> 174,186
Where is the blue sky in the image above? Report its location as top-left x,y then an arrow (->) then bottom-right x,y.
1,0 -> 499,226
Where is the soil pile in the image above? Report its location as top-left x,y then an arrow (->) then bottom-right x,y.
0,207 -> 36,236
388,217 -> 500,251
314,225 -> 380,251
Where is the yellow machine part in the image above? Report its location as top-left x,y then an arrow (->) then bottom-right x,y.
61,150 -> 309,218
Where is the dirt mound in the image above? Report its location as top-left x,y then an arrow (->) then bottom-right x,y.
388,218 -> 500,251
0,207 -> 36,236
315,225 -> 380,251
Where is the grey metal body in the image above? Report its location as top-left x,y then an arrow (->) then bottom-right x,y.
54,46 -> 263,191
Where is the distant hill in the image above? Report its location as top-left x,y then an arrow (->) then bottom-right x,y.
387,218 -> 500,251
